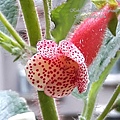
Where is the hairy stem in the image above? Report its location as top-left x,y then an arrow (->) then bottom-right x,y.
43,0 -> 52,39
81,99 -> 87,117
48,0 -> 52,10
0,31 -> 22,48
38,91 -> 59,120
19,0 -> 42,47
0,12 -> 26,48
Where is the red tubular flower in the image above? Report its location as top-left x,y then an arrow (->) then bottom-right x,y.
70,5 -> 115,66
25,40 -> 89,98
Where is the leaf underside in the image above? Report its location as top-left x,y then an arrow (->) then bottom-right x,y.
0,0 -> 19,34
0,90 -> 30,120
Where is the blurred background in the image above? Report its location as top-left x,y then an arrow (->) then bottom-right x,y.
0,0 -> 120,120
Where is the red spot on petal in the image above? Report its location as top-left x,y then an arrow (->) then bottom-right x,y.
37,80 -> 39,83
33,63 -> 36,66
26,67 -> 28,69
36,69 -> 39,72
38,62 -> 41,65
33,59 -> 35,62
38,73 -> 40,76
32,82 -> 35,84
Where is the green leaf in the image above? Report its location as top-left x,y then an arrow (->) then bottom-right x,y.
107,0 -> 118,7
13,55 -> 21,62
91,0 -> 106,8
0,0 -> 18,34
116,7 -> 120,15
108,13 -> 118,36
51,0 -> 87,42
72,22 -> 120,99
91,0 -> 118,8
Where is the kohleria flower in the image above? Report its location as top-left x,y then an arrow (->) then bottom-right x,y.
70,5 -> 116,66
25,40 -> 89,98
25,4 -> 117,98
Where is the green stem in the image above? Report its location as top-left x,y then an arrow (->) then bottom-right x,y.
83,85 -> 99,120
97,85 -> 120,120
43,0 -> 52,39
19,0 -> 42,47
38,91 -> 59,120
0,12 -> 26,48
19,1 -> 59,120
81,100 -> 87,117
0,31 -> 22,48
81,51 -> 120,120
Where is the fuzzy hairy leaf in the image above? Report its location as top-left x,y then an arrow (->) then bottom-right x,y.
0,90 -> 30,120
51,0 -> 87,42
72,22 -> 120,99
0,0 -> 18,34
